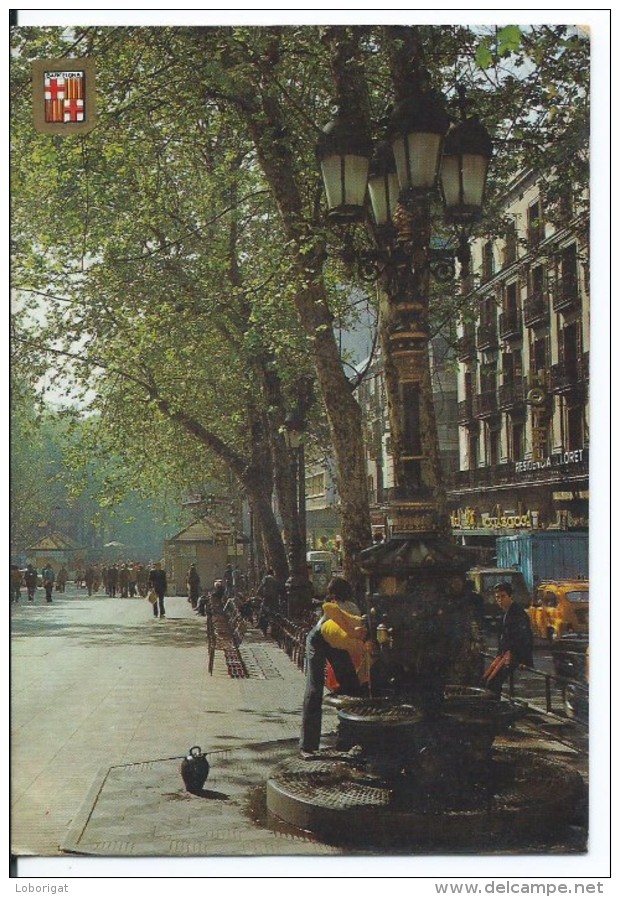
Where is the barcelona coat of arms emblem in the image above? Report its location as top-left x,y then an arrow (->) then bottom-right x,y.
32,57 -> 96,134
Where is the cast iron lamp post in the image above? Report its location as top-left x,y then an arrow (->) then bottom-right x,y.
316,75 -> 493,709
280,410 -> 313,617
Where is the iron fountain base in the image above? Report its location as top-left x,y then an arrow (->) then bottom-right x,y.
266,692 -> 585,850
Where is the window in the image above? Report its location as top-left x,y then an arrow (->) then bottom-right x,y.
307,473 -> 326,499
468,431 -> 478,469
504,220 -> 518,266
485,422 -> 501,466
531,337 -> 548,377
482,241 -> 495,280
566,405 -> 584,451
531,264 -> 545,296
527,200 -> 544,248
505,281 -> 518,314
511,420 -> 524,462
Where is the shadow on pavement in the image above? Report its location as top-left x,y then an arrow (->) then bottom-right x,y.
10,615 -> 209,648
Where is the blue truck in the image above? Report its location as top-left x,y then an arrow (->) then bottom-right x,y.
495,532 -> 589,594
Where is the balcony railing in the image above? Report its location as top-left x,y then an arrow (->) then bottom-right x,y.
456,324 -> 476,360
550,360 -> 585,395
553,274 -> 580,312
499,307 -> 523,340
498,380 -> 525,410
457,396 -> 474,424
476,320 -> 498,350
523,291 -> 550,327
473,390 -> 498,419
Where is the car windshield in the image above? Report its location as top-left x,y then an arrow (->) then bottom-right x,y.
566,590 -> 589,603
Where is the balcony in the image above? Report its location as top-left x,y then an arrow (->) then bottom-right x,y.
523,291 -> 550,327
457,396 -> 474,424
499,307 -> 523,341
553,274 -> 580,313
498,380 -> 525,410
456,324 -> 476,361
473,390 -> 498,419
476,320 -> 498,351
550,360 -> 586,396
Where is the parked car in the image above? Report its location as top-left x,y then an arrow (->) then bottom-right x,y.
466,566 -> 531,632
550,633 -> 589,721
528,579 -> 589,642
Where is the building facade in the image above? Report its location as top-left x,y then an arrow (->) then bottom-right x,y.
449,171 -> 589,558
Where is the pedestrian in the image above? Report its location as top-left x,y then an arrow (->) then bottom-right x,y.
483,581 -> 534,698
186,563 -> 200,609
118,563 -> 129,598
299,577 -> 366,758
101,565 -> 109,595
223,564 -> 233,600
255,568 -> 284,635
24,564 -> 38,602
148,562 -> 167,619
84,564 -> 95,597
56,565 -> 68,593
10,565 -> 22,604
136,564 -> 148,597
127,563 -> 138,598
232,565 -> 242,596
107,564 -> 118,598
42,563 -> 55,603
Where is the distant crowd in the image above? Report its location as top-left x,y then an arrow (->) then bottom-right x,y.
10,561 -> 158,604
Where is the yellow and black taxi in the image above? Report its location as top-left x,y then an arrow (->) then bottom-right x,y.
528,579 -> 589,642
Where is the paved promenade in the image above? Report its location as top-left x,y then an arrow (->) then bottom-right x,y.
10,588 -> 320,857
10,586 -> 589,867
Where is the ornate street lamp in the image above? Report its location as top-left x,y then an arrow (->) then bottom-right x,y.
316,115 -> 373,223
314,82 -> 494,701
367,140 -> 400,229
439,115 -> 493,226
386,80 -> 451,196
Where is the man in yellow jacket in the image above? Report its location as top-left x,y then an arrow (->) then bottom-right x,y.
299,577 -> 371,758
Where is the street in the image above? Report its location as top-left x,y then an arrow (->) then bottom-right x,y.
10,585 -> 307,856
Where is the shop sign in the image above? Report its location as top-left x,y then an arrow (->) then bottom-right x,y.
450,507 -> 479,529
483,511 -> 535,529
515,447 -> 587,475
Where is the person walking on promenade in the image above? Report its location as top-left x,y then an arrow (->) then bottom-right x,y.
118,563 -> 129,598
223,564 -> 234,600
299,577 -> 365,758
148,562 -> 167,619
42,564 -> 55,603
128,563 -> 138,598
483,581 -> 534,698
255,568 -> 284,636
24,564 -> 38,602
186,563 -> 200,610
84,564 -> 95,597
11,565 -> 23,604
107,564 -> 118,598
56,565 -> 68,593
136,563 -> 148,597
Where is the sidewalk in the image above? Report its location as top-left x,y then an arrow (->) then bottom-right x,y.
10,589 -> 587,858
10,590 -> 332,856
